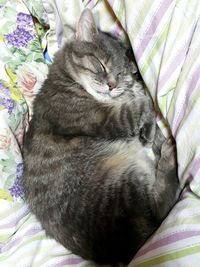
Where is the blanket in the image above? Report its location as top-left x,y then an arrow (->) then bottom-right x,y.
0,0 -> 200,266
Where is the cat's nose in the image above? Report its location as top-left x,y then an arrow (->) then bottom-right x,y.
108,80 -> 116,91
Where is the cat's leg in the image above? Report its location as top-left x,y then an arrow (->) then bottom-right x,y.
138,94 -> 156,146
139,114 -> 156,146
103,89 -> 157,142
150,137 -> 181,221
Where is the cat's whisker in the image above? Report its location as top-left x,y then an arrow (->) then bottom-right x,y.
69,81 -> 79,86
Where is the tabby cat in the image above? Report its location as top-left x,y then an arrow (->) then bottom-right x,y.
22,9 -> 180,265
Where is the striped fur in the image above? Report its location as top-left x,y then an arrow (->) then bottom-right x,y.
22,9 -> 179,265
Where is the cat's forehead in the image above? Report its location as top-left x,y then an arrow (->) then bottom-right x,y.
93,35 -> 127,63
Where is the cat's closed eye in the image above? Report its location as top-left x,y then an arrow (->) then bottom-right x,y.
95,57 -> 107,73
90,56 -> 107,74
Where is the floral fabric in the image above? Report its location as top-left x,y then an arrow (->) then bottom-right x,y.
0,0 -> 48,201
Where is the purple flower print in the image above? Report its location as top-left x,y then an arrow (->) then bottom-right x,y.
0,98 -> 14,114
0,82 -> 14,114
0,82 -> 11,96
16,12 -> 36,38
17,12 -> 32,28
6,26 -> 35,48
5,12 -> 36,48
9,163 -> 24,198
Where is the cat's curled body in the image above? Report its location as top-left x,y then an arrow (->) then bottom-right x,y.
22,9 -> 179,265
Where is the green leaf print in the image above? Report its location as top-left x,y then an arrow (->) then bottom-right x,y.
1,21 -> 17,35
0,158 -> 16,175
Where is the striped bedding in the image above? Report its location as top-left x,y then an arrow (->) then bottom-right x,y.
0,0 -> 200,266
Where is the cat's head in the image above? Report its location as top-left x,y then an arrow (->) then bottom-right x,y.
59,9 -> 137,102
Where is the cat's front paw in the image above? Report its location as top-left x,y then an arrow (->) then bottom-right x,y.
139,121 -> 156,146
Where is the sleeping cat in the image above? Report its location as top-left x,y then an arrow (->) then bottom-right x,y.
22,9 -> 180,265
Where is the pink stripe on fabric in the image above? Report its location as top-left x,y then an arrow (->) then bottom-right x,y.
172,64 -> 200,135
0,206 -> 29,229
190,157 -> 200,178
157,41 -> 191,93
135,230 -> 200,259
106,0 -> 125,39
113,20 -> 124,38
107,0 -> 115,6
86,0 -> 98,8
135,0 -> 173,61
49,257 -> 84,267
1,228 -> 41,253
157,17 -> 197,95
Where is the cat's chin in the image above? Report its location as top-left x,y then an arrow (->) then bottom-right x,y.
90,91 -> 112,102
80,77 -> 124,101
91,89 -> 125,102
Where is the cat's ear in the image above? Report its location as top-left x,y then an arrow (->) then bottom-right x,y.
76,9 -> 98,42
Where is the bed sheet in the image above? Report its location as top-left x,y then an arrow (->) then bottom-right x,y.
1,0 -> 200,267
